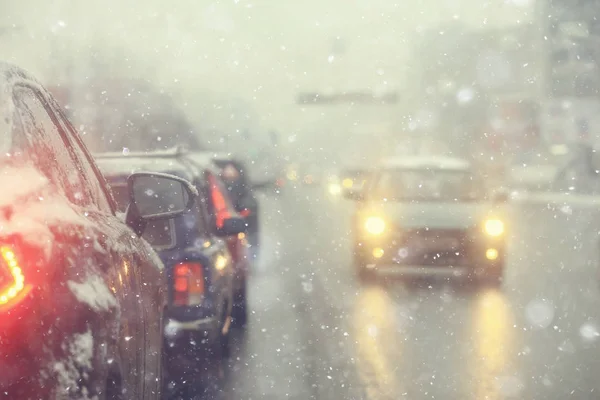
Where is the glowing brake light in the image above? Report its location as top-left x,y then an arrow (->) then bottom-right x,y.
208,175 -> 233,229
173,262 -> 204,306
0,246 -> 31,310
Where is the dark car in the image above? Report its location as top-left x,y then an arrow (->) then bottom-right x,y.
344,156 -> 507,285
507,144 -> 571,193
553,142 -> 600,194
193,152 -> 262,255
96,149 -> 249,393
0,63 -> 197,399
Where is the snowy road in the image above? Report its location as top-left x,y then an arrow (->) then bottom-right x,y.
213,188 -> 600,399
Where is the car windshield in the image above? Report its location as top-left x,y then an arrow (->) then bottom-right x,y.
511,145 -> 572,167
371,168 -> 480,202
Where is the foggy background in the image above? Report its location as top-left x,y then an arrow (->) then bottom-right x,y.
0,0 -> 533,164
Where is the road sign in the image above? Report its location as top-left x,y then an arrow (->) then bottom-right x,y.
296,91 -> 398,105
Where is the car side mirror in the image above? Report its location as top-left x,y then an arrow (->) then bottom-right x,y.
125,172 -> 198,236
339,168 -> 371,201
489,189 -> 509,204
216,216 -> 247,237
251,180 -> 274,190
342,187 -> 365,201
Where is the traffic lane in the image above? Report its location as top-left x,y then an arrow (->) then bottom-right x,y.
309,191 -> 600,399
221,190 -> 367,400
220,193 -> 313,400
500,203 -> 600,399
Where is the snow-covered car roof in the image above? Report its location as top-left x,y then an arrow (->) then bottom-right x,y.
95,154 -> 195,182
0,62 -> 56,150
187,151 -> 236,167
381,156 -> 471,171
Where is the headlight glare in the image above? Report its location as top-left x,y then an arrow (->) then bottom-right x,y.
328,183 -> 342,195
484,219 -> 504,236
365,217 -> 386,235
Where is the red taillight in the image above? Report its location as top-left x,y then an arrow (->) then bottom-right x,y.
239,208 -> 251,217
0,246 -> 31,311
173,262 -> 204,306
208,175 -> 233,229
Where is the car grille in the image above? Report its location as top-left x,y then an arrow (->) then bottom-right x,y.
392,229 -> 471,266
406,228 -> 469,244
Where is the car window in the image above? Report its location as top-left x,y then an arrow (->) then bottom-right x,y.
214,161 -> 251,210
13,87 -> 91,205
371,168 -> 480,202
52,106 -> 114,212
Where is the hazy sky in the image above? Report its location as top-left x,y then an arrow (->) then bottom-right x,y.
0,0 -> 533,156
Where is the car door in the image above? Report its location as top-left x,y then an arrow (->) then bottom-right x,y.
34,89 -> 149,398
11,85 -> 144,397
53,100 -> 167,399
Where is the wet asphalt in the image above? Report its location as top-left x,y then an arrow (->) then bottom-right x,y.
209,187 -> 600,400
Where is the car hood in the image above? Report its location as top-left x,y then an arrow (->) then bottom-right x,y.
509,164 -> 558,185
366,201 -> 503,230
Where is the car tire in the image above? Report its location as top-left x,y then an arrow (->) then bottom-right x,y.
197,339 -> 226,398
479,267 -> 504,287
358,267 -> 375,283
232,285 -> 248,328
246,228 -> 260,260
220,305 -> 232,359
354,254 -> 375,283
105,363 -> 124,400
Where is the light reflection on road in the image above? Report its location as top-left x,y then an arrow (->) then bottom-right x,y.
353,285 -> 402,400
351,282 -> 520,400
469,288 -> 518,400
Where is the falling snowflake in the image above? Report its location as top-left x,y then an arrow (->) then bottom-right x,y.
525,299 -> 555,329
579,322 -> 600,342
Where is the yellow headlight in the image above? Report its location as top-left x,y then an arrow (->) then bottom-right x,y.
342,178 -> 353,188
287,170 -> 298,181
328,183 -> 342,195
484,219 -> 504,237
372,248 -> 385,258
365,217 -> 386,235
486,248 -> 499,260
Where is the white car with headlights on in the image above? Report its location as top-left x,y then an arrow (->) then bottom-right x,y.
343,156 -> 507,285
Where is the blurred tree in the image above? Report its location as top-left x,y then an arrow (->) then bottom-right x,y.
69,75 -> 202,153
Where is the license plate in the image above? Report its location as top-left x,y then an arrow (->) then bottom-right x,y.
422,236 -> 460,250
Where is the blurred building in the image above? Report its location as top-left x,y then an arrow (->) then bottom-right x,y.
537,0 -> 600,148
405,22 -> 540,161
